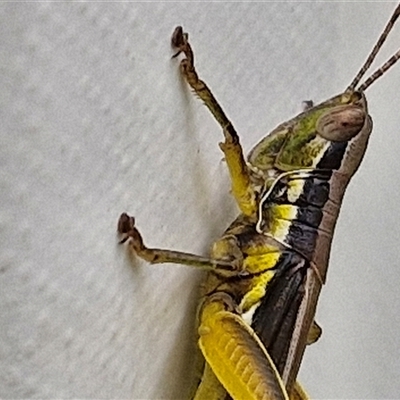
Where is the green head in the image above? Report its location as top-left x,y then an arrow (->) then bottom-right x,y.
248,91 -> 372,181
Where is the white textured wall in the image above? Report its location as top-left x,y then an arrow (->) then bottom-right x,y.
2,3 -> 400,399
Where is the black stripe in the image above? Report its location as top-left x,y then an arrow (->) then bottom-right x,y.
293,175 -> 331,208
251,250 -> 308,374
317,141 -> 348,170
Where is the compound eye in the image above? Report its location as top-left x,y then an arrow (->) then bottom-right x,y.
316,105 -> 366,142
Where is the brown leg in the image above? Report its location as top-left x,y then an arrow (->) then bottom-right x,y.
171,27 -> 257,217
118,213 -> 237,276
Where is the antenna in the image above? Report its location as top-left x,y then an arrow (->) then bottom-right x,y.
347,4 -> 400,92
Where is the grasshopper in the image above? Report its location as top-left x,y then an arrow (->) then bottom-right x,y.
118,5 -> 400,400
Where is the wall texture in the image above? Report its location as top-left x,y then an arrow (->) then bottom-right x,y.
1,3 -> 400,399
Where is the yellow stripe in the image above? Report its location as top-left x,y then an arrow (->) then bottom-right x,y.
287,179 -> 306,203
240,269 -> 276,312
269,204 -> 298,243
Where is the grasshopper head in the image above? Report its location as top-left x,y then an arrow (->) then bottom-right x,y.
249,0 -> 400,181
248,90 -> 372,180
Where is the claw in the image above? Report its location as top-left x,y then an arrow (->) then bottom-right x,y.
171,26 -> 189,58
117,213 -> 135,244
171,26 -> 185,48
117,212 -> 135,234
117,213 -> 145,252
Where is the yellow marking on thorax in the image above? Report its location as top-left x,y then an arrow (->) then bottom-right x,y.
243,250 -> 281,274
244,242 -> 280,256
268,204 -> 298,243
287,178 -> 306,203
307,136 -> 330,167
239,249 -> 281,312
239,269 -> 276,313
